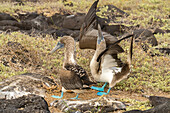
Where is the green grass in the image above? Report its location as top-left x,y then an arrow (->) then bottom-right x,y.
121,98 -> 152,111
115,33 -> 170,93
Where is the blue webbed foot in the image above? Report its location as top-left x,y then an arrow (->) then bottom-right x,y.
97,88 -> 111,96
70,94 -> 80,100
70,97 -> 81,100
97,92 -> 108,96
51,95 -> 63,99
91,83 -> 107,91
91,86 -> 104,91
51,91 -> 64,99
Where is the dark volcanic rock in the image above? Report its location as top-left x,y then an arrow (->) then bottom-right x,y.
48,13 -> 86,30
0,26 -> 20,31
0,20 -> 21,27
0,13 -> 17,21
0,15 -> 49,31
97,4 -> 129,23
155,48 -> 170,55
102,24 -> 128,36
133,29 -> 158,46
47,13 -> 65,26
62,13 -> 85,30
0,94 -> 50,113
18,12 -> 39,21
153,28 -> 170,34
132,28 -> 170,56
153,28 -> 166,34
149,96 -> 170,107
31,15 -> 49,30
133,29 -> 159,56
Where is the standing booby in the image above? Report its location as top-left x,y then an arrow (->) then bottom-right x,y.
90,24 -> 134,96
78,0 -> 133,92
50,36 -> 93,99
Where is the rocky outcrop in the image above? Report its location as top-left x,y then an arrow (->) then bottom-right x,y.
0,73 -> 58,99
51,96 -> 126,112
0,94 -> 50,113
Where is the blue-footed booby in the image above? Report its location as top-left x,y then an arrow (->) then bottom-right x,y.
50,36 -> 94,99
90,24 -> 134,96
78,0 -> 133,92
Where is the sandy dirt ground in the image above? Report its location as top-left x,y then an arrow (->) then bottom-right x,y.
44,88 -> 170,113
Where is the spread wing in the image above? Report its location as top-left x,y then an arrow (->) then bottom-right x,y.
79,0 -> 99,49
97,33 -> 133,62
101,36 -> 134,74
79,0 -> 99,40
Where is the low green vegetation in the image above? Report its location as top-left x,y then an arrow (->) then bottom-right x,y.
121,98 -> 152,111
116,35 -> 170,93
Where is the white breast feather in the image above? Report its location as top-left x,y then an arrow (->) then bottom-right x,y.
111,67 -> 122,74
70,53 -> 76,64
100,54 -> 122,83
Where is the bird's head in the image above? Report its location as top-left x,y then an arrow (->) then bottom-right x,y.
50,36 -> 74,54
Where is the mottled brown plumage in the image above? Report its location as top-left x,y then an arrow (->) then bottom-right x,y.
64,64 -> 93,85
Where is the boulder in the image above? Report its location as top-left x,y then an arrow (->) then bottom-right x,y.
0,94 -> 50,113
0,73 -> 58,99
51,97 -> 126,112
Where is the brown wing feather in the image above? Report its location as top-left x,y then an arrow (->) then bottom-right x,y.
64,64 -> 94,85
59,69 -> 83,90
79,0 -> 125,53
110,36 -> 134,87
79,0 -> 99,46
79,0 -> 99,38
97,33 -> 133,62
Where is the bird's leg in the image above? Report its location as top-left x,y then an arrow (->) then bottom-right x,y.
51,91 -> 64,99
97,88 -> 111,96
70,94 -> 80,100
98,93 -> 106,100
91,82 -> 107,91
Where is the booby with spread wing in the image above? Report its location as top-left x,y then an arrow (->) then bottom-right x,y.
78,0 -> 133,92
90,24 -> 134,96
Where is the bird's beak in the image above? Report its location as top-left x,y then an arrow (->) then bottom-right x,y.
49,42 -> 64,54
97,24 -> 104,44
